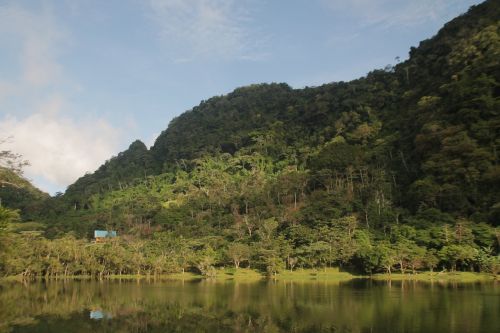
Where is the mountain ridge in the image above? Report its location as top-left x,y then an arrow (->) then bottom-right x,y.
49,0 -> 499,227
1,0 -> 498,280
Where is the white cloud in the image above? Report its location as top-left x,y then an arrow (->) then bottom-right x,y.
147,0 -> 266,61
0,2 -> 123,193
0,96 -> 121,190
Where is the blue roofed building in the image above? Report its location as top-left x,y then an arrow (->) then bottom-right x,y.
94,230 -> 117,242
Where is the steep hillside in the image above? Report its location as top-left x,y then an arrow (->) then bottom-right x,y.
62,0 -> 499,224
0,167 -> 49,219
64,140 -> 157,207
3,0 -> 499,279
386,0 -> 500,218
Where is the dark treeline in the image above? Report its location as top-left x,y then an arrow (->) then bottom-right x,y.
0,0 -> 499,278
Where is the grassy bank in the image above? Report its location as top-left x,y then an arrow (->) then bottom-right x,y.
107,269 -> 264,281
372,271 -> 498,283
213,268 -> 264,281
0,272 -> 203,282
106,268 -> 360,282
2,269 -> 497,283
274,267 -> 359,281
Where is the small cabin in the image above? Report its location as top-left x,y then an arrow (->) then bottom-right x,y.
90,309 -> 112,320
94,230 -> 117,243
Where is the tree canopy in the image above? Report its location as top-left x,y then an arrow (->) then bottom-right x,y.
1,0 -> 499,278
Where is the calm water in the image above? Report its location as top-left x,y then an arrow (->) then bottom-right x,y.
0,279 -> 498,333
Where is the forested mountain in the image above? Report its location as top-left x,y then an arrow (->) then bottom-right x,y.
0,167 -> 49,219
65,140 -> 156,208
66,0 -> 499,222
0,0 -> 498,278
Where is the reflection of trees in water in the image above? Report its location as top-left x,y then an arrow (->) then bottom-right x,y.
0,280 -> 498,333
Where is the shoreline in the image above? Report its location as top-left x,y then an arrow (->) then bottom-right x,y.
1,269 -> 497,283
371,271 -> 498,282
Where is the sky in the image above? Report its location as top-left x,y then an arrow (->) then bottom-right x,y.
0,0 -> 484,195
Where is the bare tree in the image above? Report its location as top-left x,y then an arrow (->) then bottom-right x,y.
0,137 -> 30,189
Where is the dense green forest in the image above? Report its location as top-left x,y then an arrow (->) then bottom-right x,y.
0,0 -> 499,278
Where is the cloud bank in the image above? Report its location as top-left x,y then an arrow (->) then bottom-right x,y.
0,97 -> 121,190
0,2 -> 122,193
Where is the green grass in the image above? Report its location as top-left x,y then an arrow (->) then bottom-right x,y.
102,268 -> 354,282
60,269 -> 263,282
105,272 -> 203,281
2,269 -> 496,283
0,275 -> 26,282
275,267 -> 359,281
0,272 -> 203,282
213,268 -> 265,281
372,271 -> 497,282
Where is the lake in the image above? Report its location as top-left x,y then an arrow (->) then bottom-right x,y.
0,279 -> 498,333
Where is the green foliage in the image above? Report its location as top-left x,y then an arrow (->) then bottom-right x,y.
64,140 -> 158,209
1,0 -> 499,278
0,167 -> 49,220
0,206 -> 20,227
226,242 -> 251,268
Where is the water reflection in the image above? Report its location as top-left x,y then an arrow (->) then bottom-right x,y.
0,279 -> 498,333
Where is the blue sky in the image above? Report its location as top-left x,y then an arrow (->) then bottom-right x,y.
0,0 -> 484,194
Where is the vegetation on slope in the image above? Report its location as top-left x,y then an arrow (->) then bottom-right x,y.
0,0 -> 499,280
